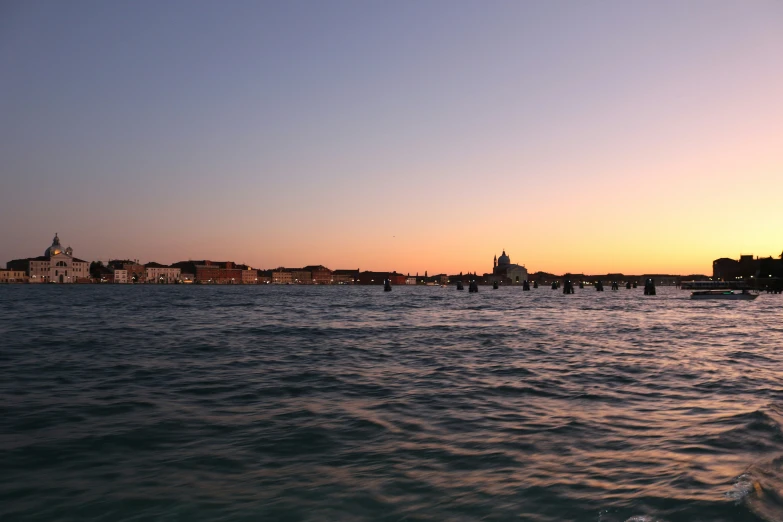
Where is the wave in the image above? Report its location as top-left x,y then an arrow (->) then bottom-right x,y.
729,405 -> 783,521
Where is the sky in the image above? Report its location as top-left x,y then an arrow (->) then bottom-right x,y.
1,0 -> 781,275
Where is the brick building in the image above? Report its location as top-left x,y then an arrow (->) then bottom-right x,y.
171,260 -> 242,284
303,265 -> 332,284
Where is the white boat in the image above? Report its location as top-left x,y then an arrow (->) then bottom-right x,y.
690,289 -> 758,300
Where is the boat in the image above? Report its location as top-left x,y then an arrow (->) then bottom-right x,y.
690,289 -> 758,300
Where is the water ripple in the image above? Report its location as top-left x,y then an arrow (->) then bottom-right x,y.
0,285 -> 782,521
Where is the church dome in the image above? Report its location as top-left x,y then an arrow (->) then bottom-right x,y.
45,233 -> 63,257
498,250 -> 511,266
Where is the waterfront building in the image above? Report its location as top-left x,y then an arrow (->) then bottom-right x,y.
358,271 -> 406,285
145,262 -> 181,284
239,268 -> 257,284
108,260 -> 147,283
332,269 -> 359,284
485,250 -> 528,285
172,261 -> 211,282
113,269 -> 129,284
194,262 -> 220,283
6,233 -> 90,283
713,255 -> 759,281
290,269 -> 312,284
303,265 -> 332,284
272,268 -> 292,284
213,262 -> 243,284
0,269 -> 27,283
93,266 -> 114,283
406,276 -> 417,285
171,260 -> 242,284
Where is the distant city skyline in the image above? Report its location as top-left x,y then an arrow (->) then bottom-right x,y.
1,1 -> 781,275
7,231 -> 781,279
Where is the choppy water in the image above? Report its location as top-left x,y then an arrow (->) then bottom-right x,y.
1,285 -> 782,522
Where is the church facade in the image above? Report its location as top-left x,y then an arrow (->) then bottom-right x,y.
485,250 -> 528,285
10,234 -> 90,283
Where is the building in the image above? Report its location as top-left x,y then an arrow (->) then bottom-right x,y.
241,268 -> 258,284
212,262 -> 242,284
272,268 -> 292,284
303,265 -> 332,284
358,271 -> 407,285
0,269 -> 27,283
713,253 -> 783,283
332,269 -> 359,284
93,266 -> 114,283
145,262 -> 181,284
108,260 -> 147,283
485,250 -> 528,285
713,255 -> 757,281
290,269 -> 311,284
113,269 -> 129,284
171,261 -> 208,282
171,260 -> 242,284
6,233 -> 90,283
194,262 -> 220,283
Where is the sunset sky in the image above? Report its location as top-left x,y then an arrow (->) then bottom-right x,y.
1,0 -> 781,275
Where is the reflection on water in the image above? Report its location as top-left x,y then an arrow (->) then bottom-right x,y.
0,285 -> 782,521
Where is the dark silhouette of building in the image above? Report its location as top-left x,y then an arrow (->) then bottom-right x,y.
358,271 -> 406,285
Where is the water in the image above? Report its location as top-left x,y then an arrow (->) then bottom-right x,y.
1,285 -> 782,522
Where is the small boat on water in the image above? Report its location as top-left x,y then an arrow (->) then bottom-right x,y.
691,289 -> 758,300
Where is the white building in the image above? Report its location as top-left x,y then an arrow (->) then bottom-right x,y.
25,234 -> 90,283
113,269 -> 129,284
145,263 -> 181,284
